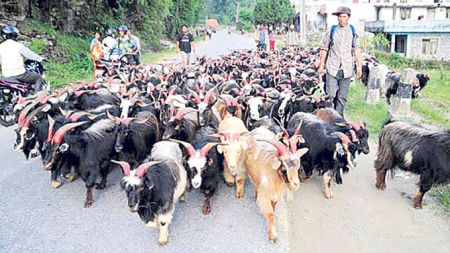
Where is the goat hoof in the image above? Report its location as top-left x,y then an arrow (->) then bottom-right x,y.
269,235 -> 278,243
65,174 -> 76,182
30,150 -> 39,159
96,183 -> 106,190
224,181 -> 234,187
51,180 -> 62,189
236,191 -> 244,199
324,190 -> 334,199
375,182 -> 386,190
159,239 -> 168,246
202,205 -> 211,215
179,194 -> 186,202
84,200 -> 93,208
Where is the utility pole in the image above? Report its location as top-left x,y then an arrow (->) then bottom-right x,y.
300,0 -> 306,46
236,0 -> 240,25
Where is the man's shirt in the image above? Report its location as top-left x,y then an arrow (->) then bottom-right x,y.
320,25 -> 360,78
0,39 -> 43,77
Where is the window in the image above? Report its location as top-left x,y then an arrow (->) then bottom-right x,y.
422,38 -> 438,55
400,8 -> 411,20
400,0 -> 408,3
427,8 -> 435,19
446,8 -> 450,19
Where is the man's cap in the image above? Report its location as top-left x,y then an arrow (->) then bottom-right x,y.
332,7 -> 351,16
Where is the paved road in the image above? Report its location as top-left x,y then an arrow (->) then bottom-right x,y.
288,143 -> 450,253
2,30 -> 450,253
0,30 -> 288,253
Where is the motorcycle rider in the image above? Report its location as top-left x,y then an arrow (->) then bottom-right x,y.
0,25 -> 44,91
102,28 -> 118,61
117,25 -> 137,65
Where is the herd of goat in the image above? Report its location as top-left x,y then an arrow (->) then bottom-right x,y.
8,48 -> 449,245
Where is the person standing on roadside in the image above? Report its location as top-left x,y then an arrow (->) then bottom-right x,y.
128,29 -> 141,65
318,7 -> 362,115
254,23 -> 268,51
285,24 -> 298,47
90,31 -> 103,61
269,28 -> 276,51
176,25 -> 195,65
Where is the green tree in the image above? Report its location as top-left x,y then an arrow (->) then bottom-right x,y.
254,0 -> 294,25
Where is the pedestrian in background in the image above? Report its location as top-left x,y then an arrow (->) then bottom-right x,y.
285,24 -> 299,47
90,31 -> 103,61
177,24 -> 195,65
254,23 -> 268,51
269,28 -> 276,51
318,7 -> 362,115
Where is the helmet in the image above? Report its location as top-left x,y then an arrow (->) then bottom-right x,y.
1,25 -> 19,40
118,25 -> 128,33
106,28 -> 117,38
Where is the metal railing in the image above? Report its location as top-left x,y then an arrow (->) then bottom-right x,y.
365,20 -> 450,33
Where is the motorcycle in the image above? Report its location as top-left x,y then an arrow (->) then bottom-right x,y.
94,48 -> 138,79
0,60 -> 49,127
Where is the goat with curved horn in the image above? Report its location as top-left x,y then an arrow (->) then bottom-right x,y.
169,139 -> 196,157
111,160 -> 131,177
51,121 -> 88,145
135,161 -> 161,178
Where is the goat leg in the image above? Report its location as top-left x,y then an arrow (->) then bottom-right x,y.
323,171 -> 334,199
202,195 -> 212,215
235,173 -> 246,199
375,170 -> 387,190
84,187 -> 96,208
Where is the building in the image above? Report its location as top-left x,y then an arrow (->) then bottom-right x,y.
365,0 -> 450,60
291,0 -> 378,33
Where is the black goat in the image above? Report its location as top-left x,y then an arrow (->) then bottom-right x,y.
375,121 -> 450,209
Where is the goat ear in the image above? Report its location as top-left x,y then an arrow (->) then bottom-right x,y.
295,148 -> 309,158
217,145 -> 223,154
271,159 -> 282,170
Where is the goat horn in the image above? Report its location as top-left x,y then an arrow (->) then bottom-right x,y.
106,110 -> 120,124
200,142 -> 223,157
258,139 -> 290,157
17,101 -> 38,128
23,103 -> 51,128
47,115 -> 55,142
169,139 -> 196,157
135,161 -> 161,178
69,112 -> 91,122
111,160 -> 131,177
52,121 -> 88,145
187,88 -> 201,105
293,120 -> 303,136
204,83 -> 220,105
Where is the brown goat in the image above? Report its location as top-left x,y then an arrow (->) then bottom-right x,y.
215,115 -> 249,199
245,127 -> 308,242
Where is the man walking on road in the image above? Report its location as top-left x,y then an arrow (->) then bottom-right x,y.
318,7 -> 362,115
177,25 -> 195,65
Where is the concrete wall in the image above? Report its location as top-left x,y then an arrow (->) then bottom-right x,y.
407,33 -> 450,60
